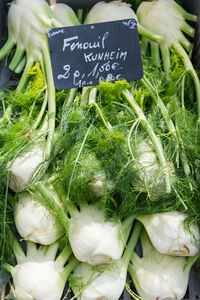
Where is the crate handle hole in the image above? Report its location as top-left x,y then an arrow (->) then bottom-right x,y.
195,295 -> 199,299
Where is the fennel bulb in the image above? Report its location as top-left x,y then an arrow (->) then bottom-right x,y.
8,144 -> 45,193
68,205 -> 124,265
64,149 -> 114,199
5,240 -> 78,300
0,0 -> 79,159
50,3 -> 80,27
132,140 -> 175,199
85,0 -> 163,42
70,221 -> 142,300
85,1 -> 138,24
137,211 -> 200,256
35,183 -> 134,265
136,0 -> 200,121
16,0 -> 58,28
15,192 -> 64,245
129,229 -> 199,300
137,0 -> 190,48
71,260 -> 127,300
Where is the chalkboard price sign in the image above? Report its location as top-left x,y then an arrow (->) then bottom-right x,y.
47,19 -> 143,90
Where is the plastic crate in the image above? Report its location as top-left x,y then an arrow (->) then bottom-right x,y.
0,1 -> 200,299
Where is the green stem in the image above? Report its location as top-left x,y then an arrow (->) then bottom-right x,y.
125,282 -> 143,300
141,75 -> 191,178
16,57 -> 34,92
121,215 -> 136,244
160,42 -> 171,77
140,229 -> 154,257
63,256 -> 79,281
9,45 -> 24,71
89,88 -> 112,132
176,125 -> 191,176
138,24 -> 163,42
181,22 -> 195,38
44,243 -> 59,261
63,88 -> 78,110
13,238 -> 25,265
52,18 -> 63,28
122,89 -> 172,194
122,221 -> 142,269
0,38 -> 15,60
185,251 -> 200,272
150,41 -> 160,67
33,88 -> 48,130
56,244 -> 72,266
94,102 -> 112,131
15,55 -> 27,74
0,105 -> 12,126
26,241 -> 37,258
172,2 -> 197,22
3,263 -> 14,276
141,76 -> 177,137
172,42 -> 200,121
128,253 -> 141,286
179,36 -> 191,52
77,9 -> 83,23
181,74 -> 186,109
140,37 -> 149,56
42,41 -> 56,159
52,181 -> 79,217
67,123 -> 93,199
127,118 -> 140,163
80,87 -> 91,106
35,182 -> 69,233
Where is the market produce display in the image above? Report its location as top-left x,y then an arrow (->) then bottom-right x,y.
0,0 -> 200,299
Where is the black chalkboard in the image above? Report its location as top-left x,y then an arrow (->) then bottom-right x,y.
47,19 -> 143,90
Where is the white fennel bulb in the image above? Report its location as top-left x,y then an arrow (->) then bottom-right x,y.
50,3 -> 80,26
129,230 -> 199,300
137,0 -> 185,47
70,221 -> 142,300
85,0 -> 164,43
8,145 -> 45,193
132,140 -> 175,199
85,1 -> 137,24
16,0 -> 56,28
15,192 -> 64,245
5,240 -> 78,300
137,211 -> 200,256
68,205 -> 124,265
13,261 -> 64,300
71,260 -> 127,300
7,3 -> 23,44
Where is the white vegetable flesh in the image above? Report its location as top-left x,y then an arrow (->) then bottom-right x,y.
132,140 -> 175,199
130,230 -> 191,300
68,205 -> 124,265
85,0 -> 163,43
15,193 -> 64,245
12,261 -> 65,300
137,0 -> 185,47
89,172 -> 114,197
7,4 -> 23,44
71,260 -> 126,300
137,211 -> 200,256
8,241 -> 75,300
8,145 -> 45,193
85,1 -> 137,24
50,3 -> 80,27
70,221 -> 142,300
